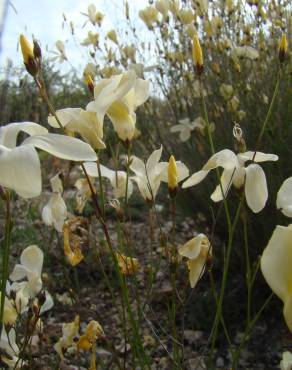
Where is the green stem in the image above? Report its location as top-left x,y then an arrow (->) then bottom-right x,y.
0,191 -> 12,338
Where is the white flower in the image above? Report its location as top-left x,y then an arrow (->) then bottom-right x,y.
178,234 -> 211,288
0,122 -> 97,198
10,245 -> 44,296
277,177 -> 292,217
81,31 -> 99,47
48,108 -> 105,150
232,46 -> 259,60
87,70 -> 149,142
183,149 -> 278,213
261,225 -> 292,332
42,174 -> 67,232
51,40 -> 67,63
280,351 -> 292,370
129,146 -> 166,201
170,117 -> 206,142
84,163 -> 133,199
0,328 -> 21,368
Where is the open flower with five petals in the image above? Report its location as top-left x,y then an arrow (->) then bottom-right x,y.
183,149 -> 278,213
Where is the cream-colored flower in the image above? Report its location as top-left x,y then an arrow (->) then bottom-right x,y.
0,121 -> 96,198
81,31 -> 99,47
178,8 -> 194,25
219,84 -> 234,100
74,177 -> 95,213
116,253 -> 140,276
51,40 -> 67,63
261,225 -> 292,332
139,6 -> 158,29
84,4 -> 104,26
42,174 -> 67,232
10,245 -> 44,296
48,108 -> 105,150
155,0 -> 169,20
280,351 -> 292,370
54,315 -> 80,359
0,328 -> 21,368
84,162 -> 133,199
77,320 -> 105,350
183,150 -> 278,213
106,29 -> 118,44
170,117 -> 206,141
178,234 -> 211,288
277,178 -> 292,217
87,71 -> 149,142
130,146 -> 166,201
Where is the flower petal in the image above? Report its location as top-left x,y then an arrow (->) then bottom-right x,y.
211,169 -> 234,202
203,149 -> 239,171
182,169 -> 210,188
261,224 -> 292,303
245,164 -> 268,213
277,177 -> 292,217
146,146 -> 163,174
178,234 -> 209,259
23,134 -> 97,162
0,122 -> 48,148
20,245 -> 43,276
188,255 -> 206,288
0,144 -> 41,198
9,265 -> 30,281
238,151 -> 278,163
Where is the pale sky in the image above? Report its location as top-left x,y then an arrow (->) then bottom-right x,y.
0,0 -> 149,74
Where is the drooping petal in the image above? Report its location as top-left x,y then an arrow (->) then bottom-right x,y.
187,255 -> 206,288
9,265 -> 30,281
146,146 -> 163,174
0,122 -> 48,148
211,168 -> 234,202
40,291 -> 54,313
47,108 -> 82,128
277,177 -> 292,217
23,134 -> 97,162
245,164 -> 268,213
180,128 -> 191,142
178,234 -> 209,259
238,151 -> 278,163
130,156 -> 146,177
182,169 -> 210,188
203,149 -> 239,171
0,144 -> 41,198
20,245 -> 43,276
261,225 -> 292,303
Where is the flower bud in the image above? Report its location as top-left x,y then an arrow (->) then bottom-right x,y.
168,155 -> 178,197
84,72 -> 94,95
19,34 -> 38,76
192,35 -> 203,75
33,39 -> 42,61
279,33 -> 288,63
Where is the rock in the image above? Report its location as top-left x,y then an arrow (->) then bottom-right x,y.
183,330 -> 204,345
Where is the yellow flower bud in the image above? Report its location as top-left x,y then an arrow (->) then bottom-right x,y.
168,155 -> 178,193
19,34 -> 34,64
279,33 -> 288,63
192,35 -> 203,74
84,72 -> 94,95
19,34 -> 38,76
